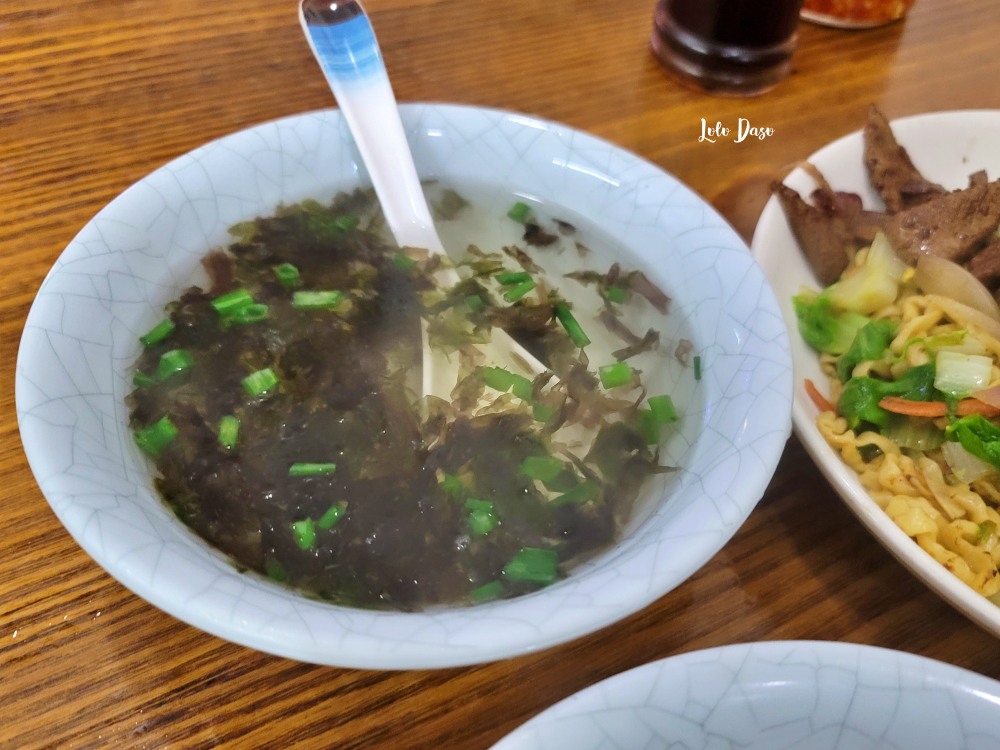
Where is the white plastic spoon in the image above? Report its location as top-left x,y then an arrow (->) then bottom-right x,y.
298,0 -> 548,401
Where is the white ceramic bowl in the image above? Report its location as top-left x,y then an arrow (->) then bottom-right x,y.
16,104 -> 792,668
491,640 -> 1000,750
753,110 -> 1000,640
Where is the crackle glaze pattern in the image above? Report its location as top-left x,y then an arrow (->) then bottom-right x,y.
16,105 -> 792,668
491,641 -> 1000,750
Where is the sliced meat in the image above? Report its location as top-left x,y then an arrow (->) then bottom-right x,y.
967,238 -> 1000,289
881,180 -> 1000,264
771,181 -> 856,285
863,104 -> 945,212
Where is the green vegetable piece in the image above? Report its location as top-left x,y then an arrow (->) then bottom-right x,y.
333,214 -> 359,232
217,415 -> 239,450
554,303 -> 591,348
156,349 -> 194,381
291,518 -> 316,550
507,201 -> 532,224
140,319 -> 175,347
229,221 -> 258,244
243,367 -> 279,397
502,279 -> 536,302
947,414 -> 1000,472
465,294 -> 486,312
519,455 -> 564,482
465,498 -> 498,536
132,371 -> 157,389
470,580 -> 504,602
598,362 -> 634,389
552,481 -> 600,506
317,502 -> 347,530
694,355 -> 703,381
211,288 -> 254,316
510,374 -> 534,401
495,271 -> 532,285
273,263 -> 300,289
288,462 -> 337,477
305,212 -> 359,238
227,303 -> 269,325
393,252 -> 417,271
532,402 -> 558,422
603,285 -> 627,304
292,290 -> 345,310
647,394 -> 679,425
793,292 -> 871,355
481,366 -> 517,393
265,559 -> 287,582
134,415 -> 178,456
503,547 -> 558,585
837,319 -> 897,382
441,473 -> 465,498
635,408 -> 660,445
838,364 -> 938,431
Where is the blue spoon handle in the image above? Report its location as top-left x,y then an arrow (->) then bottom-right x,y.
299,0 -> 442,251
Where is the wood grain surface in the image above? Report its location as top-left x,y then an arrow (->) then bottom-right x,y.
4,1 -> 1000,747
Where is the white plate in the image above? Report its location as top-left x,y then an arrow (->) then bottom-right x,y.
16,104 -> 792,669
752,110 -> 1000,638
491,641 -> 1000,750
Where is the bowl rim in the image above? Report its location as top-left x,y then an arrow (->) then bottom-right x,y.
16,102 -> 793,668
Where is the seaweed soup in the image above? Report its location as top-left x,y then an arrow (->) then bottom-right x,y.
127,182 -> 694,611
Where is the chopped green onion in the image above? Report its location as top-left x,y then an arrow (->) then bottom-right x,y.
510,373 -> 534,401
604,286 -> 627,304
465,498 -> 498,536
532,402 -> 558,422
470,580 -> 504,602
635,408 -> 660,445
132,371 -> 157,388
694,355 -> 703,381
227,303 -> 269,325
217,415 -> 239,450
156,349 -> 195,381
288,462 -> 337,477
647,394 -> 679,425
273,263 -> 300,289
552,481 -> 600,506
598,362 -> 633,389
265,559 -> 287,582
503,547 -> 558,584
333,214 -> 359,232
481,366 -> 517,393
554,303 -> 590,348
519,455 -> 564,483
243,367 -> 279,397
465,294 -> 486,312
292,290 -> 345,310
393,252 -> 417,271
503,279 -> 536,302
134,415 -> 178,456
211,288 -> 254,316
140,319 -> 175,347
495,271 -> 532,285
440,473 -> 465,498
507,201 -> 532,224
317,502 -> 347,530
291,518 -> 316,550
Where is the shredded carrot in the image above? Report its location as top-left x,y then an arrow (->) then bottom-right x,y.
878,397 -> 948,417
804,378 -> 835,413
878,396 -> 1000,418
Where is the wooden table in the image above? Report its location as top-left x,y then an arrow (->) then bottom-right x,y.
3,0 -> 1000,746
